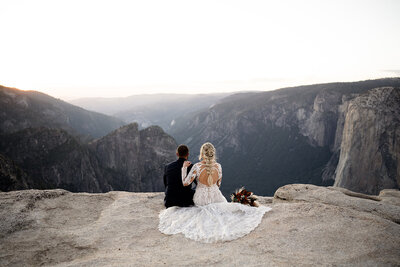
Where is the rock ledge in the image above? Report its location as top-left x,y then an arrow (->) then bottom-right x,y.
1,184 -> 399,266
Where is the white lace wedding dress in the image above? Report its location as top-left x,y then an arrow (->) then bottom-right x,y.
158,162 -> 271,243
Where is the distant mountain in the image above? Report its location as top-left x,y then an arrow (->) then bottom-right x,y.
69,93 -> 232,130
0,85 -> 125,141
169,78 -> 400,196
2,79 -> 399,196
0,123 -> 176,192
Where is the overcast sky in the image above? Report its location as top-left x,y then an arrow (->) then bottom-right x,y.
0,0 -> 399,100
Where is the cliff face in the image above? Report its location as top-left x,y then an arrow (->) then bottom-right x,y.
334,87 -> 400,194
0,185 -> 399,266
0,153 -> 31,191
90,123 -> 176,192
0,123 -> 176,193
0,127 -> 108,192
170,78 -> 400,196
297,90 -> 342,147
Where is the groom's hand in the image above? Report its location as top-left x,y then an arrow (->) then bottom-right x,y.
183,161 -> 192,168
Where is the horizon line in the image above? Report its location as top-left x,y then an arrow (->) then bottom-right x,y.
1,76 -> 399,101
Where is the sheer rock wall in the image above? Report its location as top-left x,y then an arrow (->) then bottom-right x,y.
334,87 -> 400,194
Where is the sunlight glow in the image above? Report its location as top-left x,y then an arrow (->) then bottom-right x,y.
0,0 -> 399,99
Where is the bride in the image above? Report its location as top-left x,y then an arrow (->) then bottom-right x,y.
158,142 -> 271,243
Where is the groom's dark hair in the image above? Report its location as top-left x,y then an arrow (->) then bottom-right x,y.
177,144 -> 189,157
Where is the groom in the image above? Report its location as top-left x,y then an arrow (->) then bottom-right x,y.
163,144 -> 195,208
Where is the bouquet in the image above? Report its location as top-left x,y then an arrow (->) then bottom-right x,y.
230,187 -> 259,207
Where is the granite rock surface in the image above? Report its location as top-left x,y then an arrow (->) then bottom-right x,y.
1,184 -> 399,266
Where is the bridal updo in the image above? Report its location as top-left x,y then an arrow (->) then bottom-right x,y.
199,142 -> 217,186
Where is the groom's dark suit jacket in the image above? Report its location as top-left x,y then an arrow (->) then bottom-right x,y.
163,157 -> 195,208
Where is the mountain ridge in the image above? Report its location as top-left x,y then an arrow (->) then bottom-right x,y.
69,92 -> 232,130
0,85 -> 125,141
169,78 -> 400,196
1,78 -> 399,196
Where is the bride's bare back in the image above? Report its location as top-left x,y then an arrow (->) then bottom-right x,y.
182,161 -> 222,187
182,159 -> 226,206
197,163 -> 221,186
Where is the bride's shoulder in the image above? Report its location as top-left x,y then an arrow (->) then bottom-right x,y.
212,162 -> 222,170
192,162 -> 201,168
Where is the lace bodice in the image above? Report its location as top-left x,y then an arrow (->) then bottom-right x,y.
182,162 -> 226,206
181,162 -> 222,187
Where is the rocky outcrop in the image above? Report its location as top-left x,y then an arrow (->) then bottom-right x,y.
0,123 -> 176,193
0,85 -> 124,141
0,127 -> 109,192
0,184 -> 399,266
89,123 -> 176,191
334,87 -> 400,194
273,184 -> 400,223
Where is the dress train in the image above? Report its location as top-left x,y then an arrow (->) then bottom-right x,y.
159,202 -> 271,243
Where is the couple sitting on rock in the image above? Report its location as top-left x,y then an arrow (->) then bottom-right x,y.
163,144 -> 196,208
159,143 -> 271,243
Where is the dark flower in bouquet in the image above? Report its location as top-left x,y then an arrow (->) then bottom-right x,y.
230,187 -> 259,207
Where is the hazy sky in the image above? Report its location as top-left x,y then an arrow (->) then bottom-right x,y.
1,0 -> 399,100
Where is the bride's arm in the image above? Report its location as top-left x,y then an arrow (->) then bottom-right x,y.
182,163 -> 198,186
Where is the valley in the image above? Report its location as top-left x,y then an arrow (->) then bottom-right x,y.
1,78 -> 399,197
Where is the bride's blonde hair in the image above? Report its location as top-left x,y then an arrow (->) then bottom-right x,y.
199,142 -> 217,186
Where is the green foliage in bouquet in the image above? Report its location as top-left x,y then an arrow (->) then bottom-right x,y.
230,187 -> 259,207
